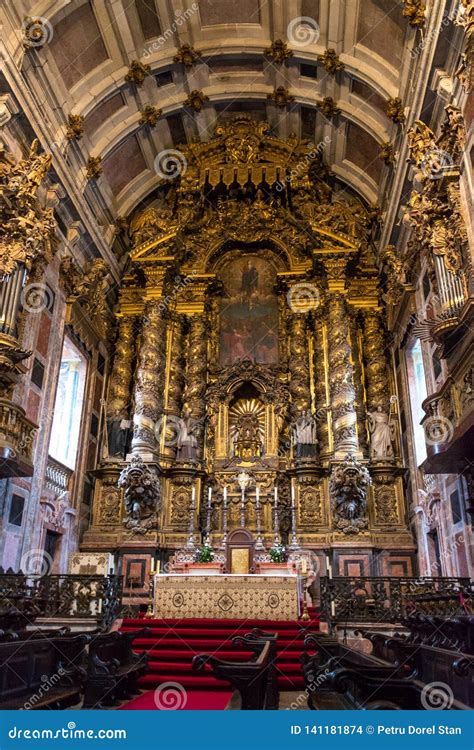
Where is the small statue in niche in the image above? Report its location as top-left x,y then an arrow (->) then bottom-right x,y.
367,406 -> 394,461
292,410 -> 318,459
106,408 -> 131,459
176,411 -> 200,461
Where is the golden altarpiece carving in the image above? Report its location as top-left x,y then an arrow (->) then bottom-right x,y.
83,117 -> 414,563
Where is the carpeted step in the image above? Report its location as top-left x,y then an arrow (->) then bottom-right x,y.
121,613 -> 319,696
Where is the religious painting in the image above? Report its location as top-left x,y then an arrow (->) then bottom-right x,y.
219,255 -> 278,365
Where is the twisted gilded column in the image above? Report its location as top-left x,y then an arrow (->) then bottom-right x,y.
166,313 -> 185,415
312,308 -> 330,455
107,317 -> 136,418
361,309 -> 390,412
327,294 -> 359,456
183,314 -> 207,421
349,316 -> 369,455
289,312 -> 311,420
131,301 -> 168,455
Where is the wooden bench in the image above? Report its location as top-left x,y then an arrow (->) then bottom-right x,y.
193,638 -> 273,710
0,633 -> 89,709
83,629 -> 149,708
232,629 -> 279,709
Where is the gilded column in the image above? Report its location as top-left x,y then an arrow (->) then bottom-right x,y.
166,313 -> 185,416
327,294 -> 359,456
183,314 -> 207,421
312,307 -> 330,455
131,301 -> 168,456
350,315 -> 369,455
362,309 -> 390,412
107,317 -> 136,418
289,312 -> 311,420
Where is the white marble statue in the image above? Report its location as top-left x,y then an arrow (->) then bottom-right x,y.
368,406 -> 394,460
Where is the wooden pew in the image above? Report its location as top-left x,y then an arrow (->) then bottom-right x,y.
232,628 -> 279,710
83,629 -> 150,708
0,633 -> 89,709
193,639 -> 272,710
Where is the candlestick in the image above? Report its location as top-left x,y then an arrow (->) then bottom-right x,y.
205,486 -> 212,539
220,486 -> 228,549
186,484 -> 197,549
289,484 -> 300,551
273,486 -> 280,543
254,486 -> 265,550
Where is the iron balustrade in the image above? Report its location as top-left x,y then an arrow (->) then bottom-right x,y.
0,571 -> 122,630
320,575 -> 473,628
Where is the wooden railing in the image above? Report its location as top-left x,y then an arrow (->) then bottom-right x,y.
320,576 -> 473,629
0,571 -> 122,630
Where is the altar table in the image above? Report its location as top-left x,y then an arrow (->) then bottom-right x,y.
154,574 -> 300,620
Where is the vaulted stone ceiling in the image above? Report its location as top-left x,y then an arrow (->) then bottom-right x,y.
4,1 -> 418,220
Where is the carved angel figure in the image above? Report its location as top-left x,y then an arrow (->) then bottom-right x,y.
118,455 -> 161,531
329,454 -> 371,530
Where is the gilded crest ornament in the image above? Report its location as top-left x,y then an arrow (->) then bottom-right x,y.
386,97 -> 405,125
173,43 -> 202,68
139,105 -> 162,127
317,48 -> 344,74
125,60 -> 151,87
86,156 -> 102,179
65,114 -> 84,141
267,87 -> 295,108
184,90 -> 209,112
316,97 -> 340,118
380,142 -> 396,166
264,40 -> 293,64
402,0 -> 426,27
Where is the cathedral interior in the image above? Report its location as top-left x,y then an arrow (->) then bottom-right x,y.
0,0 -> 472,713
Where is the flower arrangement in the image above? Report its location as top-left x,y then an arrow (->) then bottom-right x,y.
194,540 -> 214,563
269,541 -> 286,563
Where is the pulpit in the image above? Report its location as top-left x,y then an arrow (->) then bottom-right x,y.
226,528 -> 255,574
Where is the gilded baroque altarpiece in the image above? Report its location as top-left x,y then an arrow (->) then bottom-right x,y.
83,116 -> 413,561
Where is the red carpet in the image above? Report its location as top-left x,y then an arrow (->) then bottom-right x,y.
120,609 -> 319,694
120,689 -> 232,710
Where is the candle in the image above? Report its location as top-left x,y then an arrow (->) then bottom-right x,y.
208,486 -> 212,506
274,486 -> 278,506
191,486 -> 195,504
326,555 -> 332,579
223,486 -> 227,504
291,484 -> 295,504
255,487 -> 260,506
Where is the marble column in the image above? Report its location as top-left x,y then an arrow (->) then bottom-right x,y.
327,294 -> 359,456
131,301 -> 168,456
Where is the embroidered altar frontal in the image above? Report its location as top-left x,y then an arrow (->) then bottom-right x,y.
154,574 -> 299,620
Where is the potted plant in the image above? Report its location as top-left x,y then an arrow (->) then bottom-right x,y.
269,541 -> 286,563
194,540 -> 214,563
